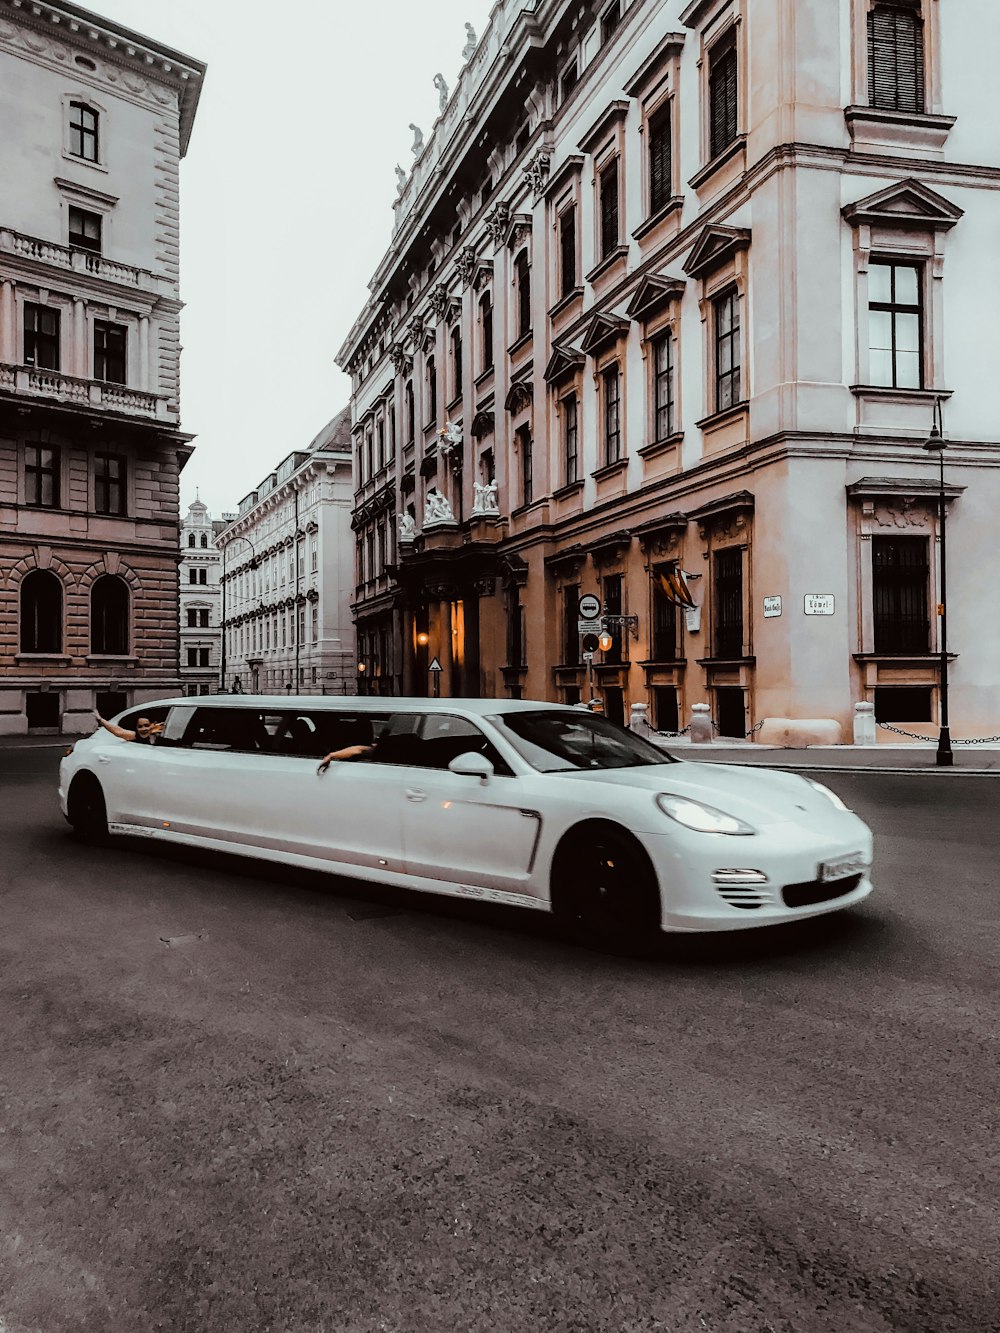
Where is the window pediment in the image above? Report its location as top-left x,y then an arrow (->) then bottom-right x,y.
504,380 -> 534,413
578,100 -> 630,157
580,312 -> 629,356
503,214 -> 533,251
846,476 -> 963,501
543,154 -> 584,203
625,274 -> 685,321
688,489 -> 754,525
841,179 -> 963,232
625,32 -> 686,96
544,343 -> 585,384
589,529 -> 632,565
682,224 -> 750,279
471,409 -> 495,439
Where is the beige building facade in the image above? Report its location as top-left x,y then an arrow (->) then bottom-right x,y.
0,0 -> 204,734
179,497 -> 227,696
217,409 -> 357,697
340,0 -> 1000,739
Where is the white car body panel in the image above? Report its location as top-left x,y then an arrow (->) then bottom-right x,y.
60,695 -> 875,934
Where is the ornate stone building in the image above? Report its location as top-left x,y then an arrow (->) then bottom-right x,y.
338,0 -> 1000,738
216,409 -> 356,696
0,1 -> 204,734
179,497 -> 226,696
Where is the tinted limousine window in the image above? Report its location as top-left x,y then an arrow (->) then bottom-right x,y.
179,707 -> 391,757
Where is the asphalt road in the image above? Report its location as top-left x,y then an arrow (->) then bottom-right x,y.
0,747 -> 997,1333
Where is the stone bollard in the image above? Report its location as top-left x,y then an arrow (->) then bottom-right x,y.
853,701 -> 876,746
688,702 -> 714,744
629,701 -> 653,737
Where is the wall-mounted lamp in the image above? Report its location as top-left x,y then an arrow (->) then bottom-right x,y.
416,631 -> 429,646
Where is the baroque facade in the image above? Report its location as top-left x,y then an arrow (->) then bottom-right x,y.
178,496 -> 227,696
339,0 -> 1000,738
216,409 -> 356,696
0,0 -> 204,734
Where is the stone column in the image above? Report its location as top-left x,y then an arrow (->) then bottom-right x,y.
72,298 -> 86,378
138,316 -> 150,390
0,279 -> 15,361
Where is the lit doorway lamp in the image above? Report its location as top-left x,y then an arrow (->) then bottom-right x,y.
924,395 -> 952,767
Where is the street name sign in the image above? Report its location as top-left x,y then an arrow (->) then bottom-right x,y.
763,596 -> 782,618
804,594 -> 835,615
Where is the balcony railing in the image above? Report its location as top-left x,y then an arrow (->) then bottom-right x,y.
0,362 -> 173,420
0,227 -> 166,292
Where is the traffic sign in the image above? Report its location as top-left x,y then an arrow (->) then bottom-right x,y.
578,593 -> 601,620
581,633 -> 600,653
428,656 -> 443,672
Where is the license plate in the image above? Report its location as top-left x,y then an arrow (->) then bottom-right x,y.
819,853 -> 869,883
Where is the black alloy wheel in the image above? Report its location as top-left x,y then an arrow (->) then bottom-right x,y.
556,824 -> 662,957
68,777 -> 109,845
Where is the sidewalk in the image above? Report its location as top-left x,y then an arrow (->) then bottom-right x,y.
652,735 -> 1000,773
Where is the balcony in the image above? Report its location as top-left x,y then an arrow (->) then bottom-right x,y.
0,228 -> 167,293
0,363 -> 173,421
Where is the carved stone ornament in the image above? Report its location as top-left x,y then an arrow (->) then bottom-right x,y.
471,479 -> 500,516
473,575 -> 496,597
407,314 -> 425,349
388,342 -> 412,374
423,487 -> 457,527
397,511 -> 418,541
438,420 -> 463,455
471,409 -> 495,439
873,500 -> 930,530
485,201 -> 511,247
455,246 -> 477,286
522,148 -> 551,195
428,284 -> 450,318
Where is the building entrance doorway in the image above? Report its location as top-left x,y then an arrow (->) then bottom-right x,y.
26,691 -> 60,731
715,687 -> 745,738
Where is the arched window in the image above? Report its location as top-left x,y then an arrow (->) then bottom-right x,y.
515,251 -> 531,339
188,532 -> 196,547
20,570 -> 63,653
91,575 -> 129,655
200,532 -> 208,548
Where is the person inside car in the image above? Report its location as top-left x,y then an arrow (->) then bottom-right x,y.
316,742 -> 374,774
93,710 -> 163,744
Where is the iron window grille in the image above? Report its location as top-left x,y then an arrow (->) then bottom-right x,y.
713,289 -> 740,412
868,3 -> 925,112
868,260 -> 923,389
872,536 -> 930,653
713,547 -> 743,658
651,577 -> 678,660
602,365 -> 622,465
709,34 -> 738,159
648,103 -> 672,215
25,445 -> 60,507
94,453 -> 126,516
69,102 -> 99,161
653,331 -> 674,440
24,303 -> 60,370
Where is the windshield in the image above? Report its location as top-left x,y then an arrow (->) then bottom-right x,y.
489,709 -> 678,772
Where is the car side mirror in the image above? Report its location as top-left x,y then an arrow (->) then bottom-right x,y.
448,751 -> 494,782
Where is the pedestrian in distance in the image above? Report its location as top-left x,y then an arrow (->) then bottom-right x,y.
93,709 -> 163,744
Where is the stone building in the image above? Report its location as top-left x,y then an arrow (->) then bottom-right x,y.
0,0 -> 204,734
216,409 -> 356,696
179,496 -> 227,696
337,0 -> 1000,740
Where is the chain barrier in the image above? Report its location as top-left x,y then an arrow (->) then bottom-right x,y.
711,718 -> 767,740
876,720 -> 1000,746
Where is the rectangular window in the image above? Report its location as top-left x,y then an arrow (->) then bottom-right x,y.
559,206 -> 577,299
94,453 -> 126,516
868,3 -> 925,112
563,393 -> 579,484
427,356 -> 437,424
518,426 -> 533,506
480,295 -> 493,372
602,365 -> 621,465
874,685 -> 932,722
599,161 -> 620,259
651,576 -> 677,660
872,536 -> 929,653
24,444 -> 60,508
450,327 -> 462,399
199,609 -> 209,627
376,419 -> 385,470
713,289 -> 740,412
709,33 -> 738,160
603,574 -> 624,664
69,102 -> 99,162
187,608 -> 197,628
515,252 -> 531,339
868,261 -> 923,390
652,331 -> 674,440
187,647 -> 198,667
68,206 -> 102,253
563,583 -> 580,666
94,320 -> 127,384
600,1 -> 621,43
648,104 -> 672,215
559,59 -> 579,103
198,648 -> 209,668
24,303 -> 60,371
713,547 -> 743,658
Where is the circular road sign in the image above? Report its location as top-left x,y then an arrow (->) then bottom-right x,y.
578,593 -> 601,619
581,632 -> 600,653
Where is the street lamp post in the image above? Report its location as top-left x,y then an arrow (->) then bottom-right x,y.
924,396 -> 952,767
219,532 -> 257,695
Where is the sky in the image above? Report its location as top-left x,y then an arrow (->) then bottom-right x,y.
85,0 -> 497,518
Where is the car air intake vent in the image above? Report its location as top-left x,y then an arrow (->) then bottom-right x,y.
782,874 -> 862,909
715,887 -> 768,910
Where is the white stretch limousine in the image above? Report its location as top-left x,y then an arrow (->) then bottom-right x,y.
59,696 -> 874,950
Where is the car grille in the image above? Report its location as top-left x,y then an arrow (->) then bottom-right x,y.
781,874 -> 863,909
715,886 -> 778,911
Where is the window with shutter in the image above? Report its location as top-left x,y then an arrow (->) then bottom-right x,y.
559,206 -> 577,298
713,547 -> 743,659
868,4 -> 925,113
648,104 -> 672,215
599,161 -> 619,259
709,35 -> 738,159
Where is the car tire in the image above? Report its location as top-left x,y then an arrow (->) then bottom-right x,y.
552,822 -> 663,957
67,775 -> 109,845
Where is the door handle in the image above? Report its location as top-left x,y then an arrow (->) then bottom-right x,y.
97,756 -> 110,764
405,788 -> 427,802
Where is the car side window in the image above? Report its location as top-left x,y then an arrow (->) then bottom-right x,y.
182,707 -> 268,753
368,713 -> 511,774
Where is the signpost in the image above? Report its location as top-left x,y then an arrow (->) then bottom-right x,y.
428,655 -> 443,698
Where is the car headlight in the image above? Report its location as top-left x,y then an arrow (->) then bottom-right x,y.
805,779 -> 849,811
656,793 -> 756,835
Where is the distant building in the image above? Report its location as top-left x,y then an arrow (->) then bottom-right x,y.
337,0 -> 1000,740
179,498 -> 226,695
217,409 -> 355,695
0,1 -> 204,734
